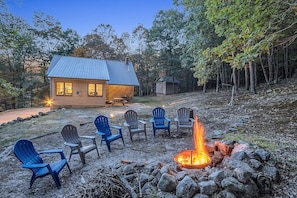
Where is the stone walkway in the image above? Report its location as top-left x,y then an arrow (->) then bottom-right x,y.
0,107 -> 50,124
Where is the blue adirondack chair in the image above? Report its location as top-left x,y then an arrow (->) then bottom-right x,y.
150,107 -> 171,136
94,115 -> 125,152
13,139 -> 72,189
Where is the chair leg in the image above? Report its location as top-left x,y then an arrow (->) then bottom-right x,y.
129,131 -> 133,141
78,150 -> 86,165
51,171 -> 62,189
68,152 -> 72,162
29,175 -> 35,189
106,141 -> 111,152
66,162 -> 72,173
96,147 -> 100,158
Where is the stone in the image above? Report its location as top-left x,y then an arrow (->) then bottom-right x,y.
208,170 -> 226,187
157,173 -> 177,192
176,175 -> 199,197
216,190 -> 237,198
221,176 -> 244,193
255,148 -> 270,161
141,182 -> 157,195
242,178 -> 259,198
123,165 -> 135,175
211,151 -> 224,165
215,141 -> 231,155
176,170 -> 187,181
198,180 -> 218,195
156,191 -> 177,198
261,165 -> 280,183
234,168 -> 252,183
139,173 -> 150,186
249,159 -> 263,170
231,143 -> 249,155
224,159 -> 257,179
193,193 -> 210,198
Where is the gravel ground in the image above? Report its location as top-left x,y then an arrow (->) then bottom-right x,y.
0,78 -> 296,197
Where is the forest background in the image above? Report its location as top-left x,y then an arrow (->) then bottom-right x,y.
0,0 -> 296,110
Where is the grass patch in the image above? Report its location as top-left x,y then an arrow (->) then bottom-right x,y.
133,96 -> 160,105
223,133 -> 277,151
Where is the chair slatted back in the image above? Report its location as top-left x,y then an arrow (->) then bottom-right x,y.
124,110 -> 138,129
61,125 -> 82,146
177,107 -> 190,125
94,115 -> 112,137
152,107 -> 166,126
13,139 -> 43,173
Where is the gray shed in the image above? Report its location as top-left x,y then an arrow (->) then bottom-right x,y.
155,76 -> 179,95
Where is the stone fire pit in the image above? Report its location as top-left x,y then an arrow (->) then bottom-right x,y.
70,140 -> 280,197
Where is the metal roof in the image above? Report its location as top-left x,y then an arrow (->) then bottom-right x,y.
47,55 -> 110,80
106,60 -> 139,86
47,55 -> 139,86
156,76 -> 180,84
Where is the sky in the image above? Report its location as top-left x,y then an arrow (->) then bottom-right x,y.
5,0 -> 182,37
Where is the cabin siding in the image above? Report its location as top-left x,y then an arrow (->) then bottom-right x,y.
106,85 -> 134,102
50,78 -> 106,109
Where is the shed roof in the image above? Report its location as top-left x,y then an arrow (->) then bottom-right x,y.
156,76 -> 180,84
47,55 -> 139,86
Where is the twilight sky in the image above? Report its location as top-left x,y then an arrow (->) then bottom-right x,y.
5,0 -> 182,37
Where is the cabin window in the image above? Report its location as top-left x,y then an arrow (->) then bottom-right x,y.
56,82 -> 73,96
88,83 -> 103,96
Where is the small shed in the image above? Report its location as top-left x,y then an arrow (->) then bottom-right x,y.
155,76 -> 179,95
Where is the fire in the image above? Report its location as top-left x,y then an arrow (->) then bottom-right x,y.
174,116 -> 211,169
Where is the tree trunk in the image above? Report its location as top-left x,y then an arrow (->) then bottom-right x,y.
254,62 -> 258,88
232,67 -> 239,95
216,65 -> 220,93
237,69 -> 241,88
274,48 -> 279,83
244,63 -> 249,90
203,83 -> 207,93
249,61 -> 256,94
268,49 -> 273,83
284,46 -> 289,80
259,53 -> 270,86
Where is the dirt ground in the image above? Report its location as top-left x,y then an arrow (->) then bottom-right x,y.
0,79 -> 296,197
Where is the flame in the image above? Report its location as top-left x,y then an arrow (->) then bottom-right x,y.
174,116 -> 211,169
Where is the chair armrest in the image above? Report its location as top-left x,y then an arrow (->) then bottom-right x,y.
149,118 -> 154,123
80,135 -> 96,139
111,125 -> 122,130
23,163 -> 48,169
189,118 -> 194,122
96,130 -> 105,136
39,149 -> 67,159
39,149 -> 63,154
124,122 -> 130,127
174,118 -> 179,122
64,142 -> 79,147
138,120 -> 146,125
165,118 -> 171,122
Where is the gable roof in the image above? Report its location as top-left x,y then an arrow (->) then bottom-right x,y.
156,76 -> 180,84
47,55 -> 139,86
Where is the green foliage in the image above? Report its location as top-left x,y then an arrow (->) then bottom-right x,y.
0,78 -> 20,98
